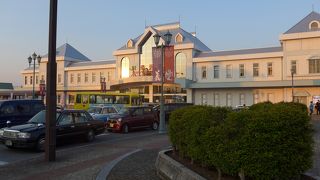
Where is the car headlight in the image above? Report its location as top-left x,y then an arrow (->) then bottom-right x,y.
17,132 -> 31,139
117,118 -> 122,122
0,129 -> 4,136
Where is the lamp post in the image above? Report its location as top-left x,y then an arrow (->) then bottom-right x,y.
28,53 -> 42,99
153,30 -> 172,134
291,68 -> 294,102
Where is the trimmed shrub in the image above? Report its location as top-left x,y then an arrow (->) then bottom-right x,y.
224,102 -> 314,179
168,102 -> 313,179
249,101 -> 273,111
276,101 -> 308,115
186,106 -> 231,163
169,105 -> 197,156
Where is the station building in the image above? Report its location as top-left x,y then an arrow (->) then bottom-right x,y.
20,11 -> 320,107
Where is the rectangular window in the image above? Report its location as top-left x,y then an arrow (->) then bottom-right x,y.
240,94 -> 245,105
309,59 -> 320,74
214,93 -> 220,106
213,65 -> 219,79
58,74 -> 62,83
68,95 -> 75,104
36,76 -> 38,84
291,60 -> 297,74
201,93 -> 207,105
226,93 -> 232,107
226,65 -> 232,78
41,75 -> 44,81
25,76 -> 28,85
77,73 -> 81,83
239,64 -> 245,77
30,76 -> 33,85
267,62 -> 273,76
253,94 -> 259,104
100,72 -> 104,81
70,74 -> 74,83
107,72 -> 110,81
201,66 -> 207,79
92,73 -> 96,83
253,63 -> 259,77
85,73 -> 89,83
57,95 -> 61,104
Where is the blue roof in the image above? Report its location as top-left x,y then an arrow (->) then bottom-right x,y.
67,60 -> 116,67
0,83 -> 13,90
285,11 -> 320,34
196,47 -> 283,58
117,22 -> 211,52
43,43 -> 90,61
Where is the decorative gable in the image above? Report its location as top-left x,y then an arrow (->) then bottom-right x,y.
127,39 -> 134,48
175,33 -> 184,43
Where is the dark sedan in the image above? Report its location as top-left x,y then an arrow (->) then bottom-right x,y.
106,106 -> 158,133
0,109 -> 105,151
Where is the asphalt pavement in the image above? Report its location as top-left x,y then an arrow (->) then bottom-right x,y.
0,130 -> 170,180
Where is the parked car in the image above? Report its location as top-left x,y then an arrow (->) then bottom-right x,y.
106,106 -> 158,133
153,103 -> 193,122
91,105 -> 119,124
0,109 -> 105,151
0,100 -> 45,128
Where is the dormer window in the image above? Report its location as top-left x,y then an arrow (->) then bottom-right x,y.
127,39 -> 134,48
175,33 -> 183,43
309,21 -> 320,31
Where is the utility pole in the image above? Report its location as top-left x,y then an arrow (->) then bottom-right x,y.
45,0 -> 58,161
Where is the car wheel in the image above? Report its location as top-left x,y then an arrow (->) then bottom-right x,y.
6,146 -> 15,149
122,124 -> 129,133
152,122 -> 159,130
86,130 -> 95,142
36,136 -> 45,152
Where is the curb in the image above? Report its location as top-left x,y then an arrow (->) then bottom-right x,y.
303,173 -> 320,180
96,148 -> 142,180
155,149 -> 206,180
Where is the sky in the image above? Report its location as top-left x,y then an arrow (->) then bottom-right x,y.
0,0 -> 319,86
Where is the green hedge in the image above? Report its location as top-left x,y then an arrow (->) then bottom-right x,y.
169,102 -> 314,179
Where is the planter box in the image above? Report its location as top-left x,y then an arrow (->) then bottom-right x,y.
155,149 -> 206,180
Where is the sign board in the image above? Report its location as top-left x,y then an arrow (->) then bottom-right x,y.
312,96 -> 320,104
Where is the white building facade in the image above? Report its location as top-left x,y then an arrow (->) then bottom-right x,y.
21,12 -> 320,107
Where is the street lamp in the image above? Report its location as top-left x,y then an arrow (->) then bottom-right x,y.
153,30 -> 172,134
291,68 -> 294,102
28,52 -> 42,99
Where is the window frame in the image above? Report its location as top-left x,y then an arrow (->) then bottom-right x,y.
253,63 -> 259,77
201,66 -> 207,79
213,65 -> 220,79
239,64 -> 245,78
267,62 -> 273,76
226,65 -> 232,78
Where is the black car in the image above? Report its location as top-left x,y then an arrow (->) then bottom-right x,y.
0,100 -> 45,128
0,109 -> 105,151
153,103 -> 193,122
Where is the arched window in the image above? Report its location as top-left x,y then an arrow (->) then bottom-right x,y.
121,57 -> 130,78
175,53 -> 187,78
309,21 -> 319,31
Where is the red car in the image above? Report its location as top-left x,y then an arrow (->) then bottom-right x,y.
106,106 -> 159,133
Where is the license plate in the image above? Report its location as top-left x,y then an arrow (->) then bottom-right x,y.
109,123 -> 114,128
5,140 -> 12,146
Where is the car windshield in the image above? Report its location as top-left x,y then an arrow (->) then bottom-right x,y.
88,107 -> 102,114
28,110 -> 60,124
118,107 -> 130,115
101,107 -> 117,114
